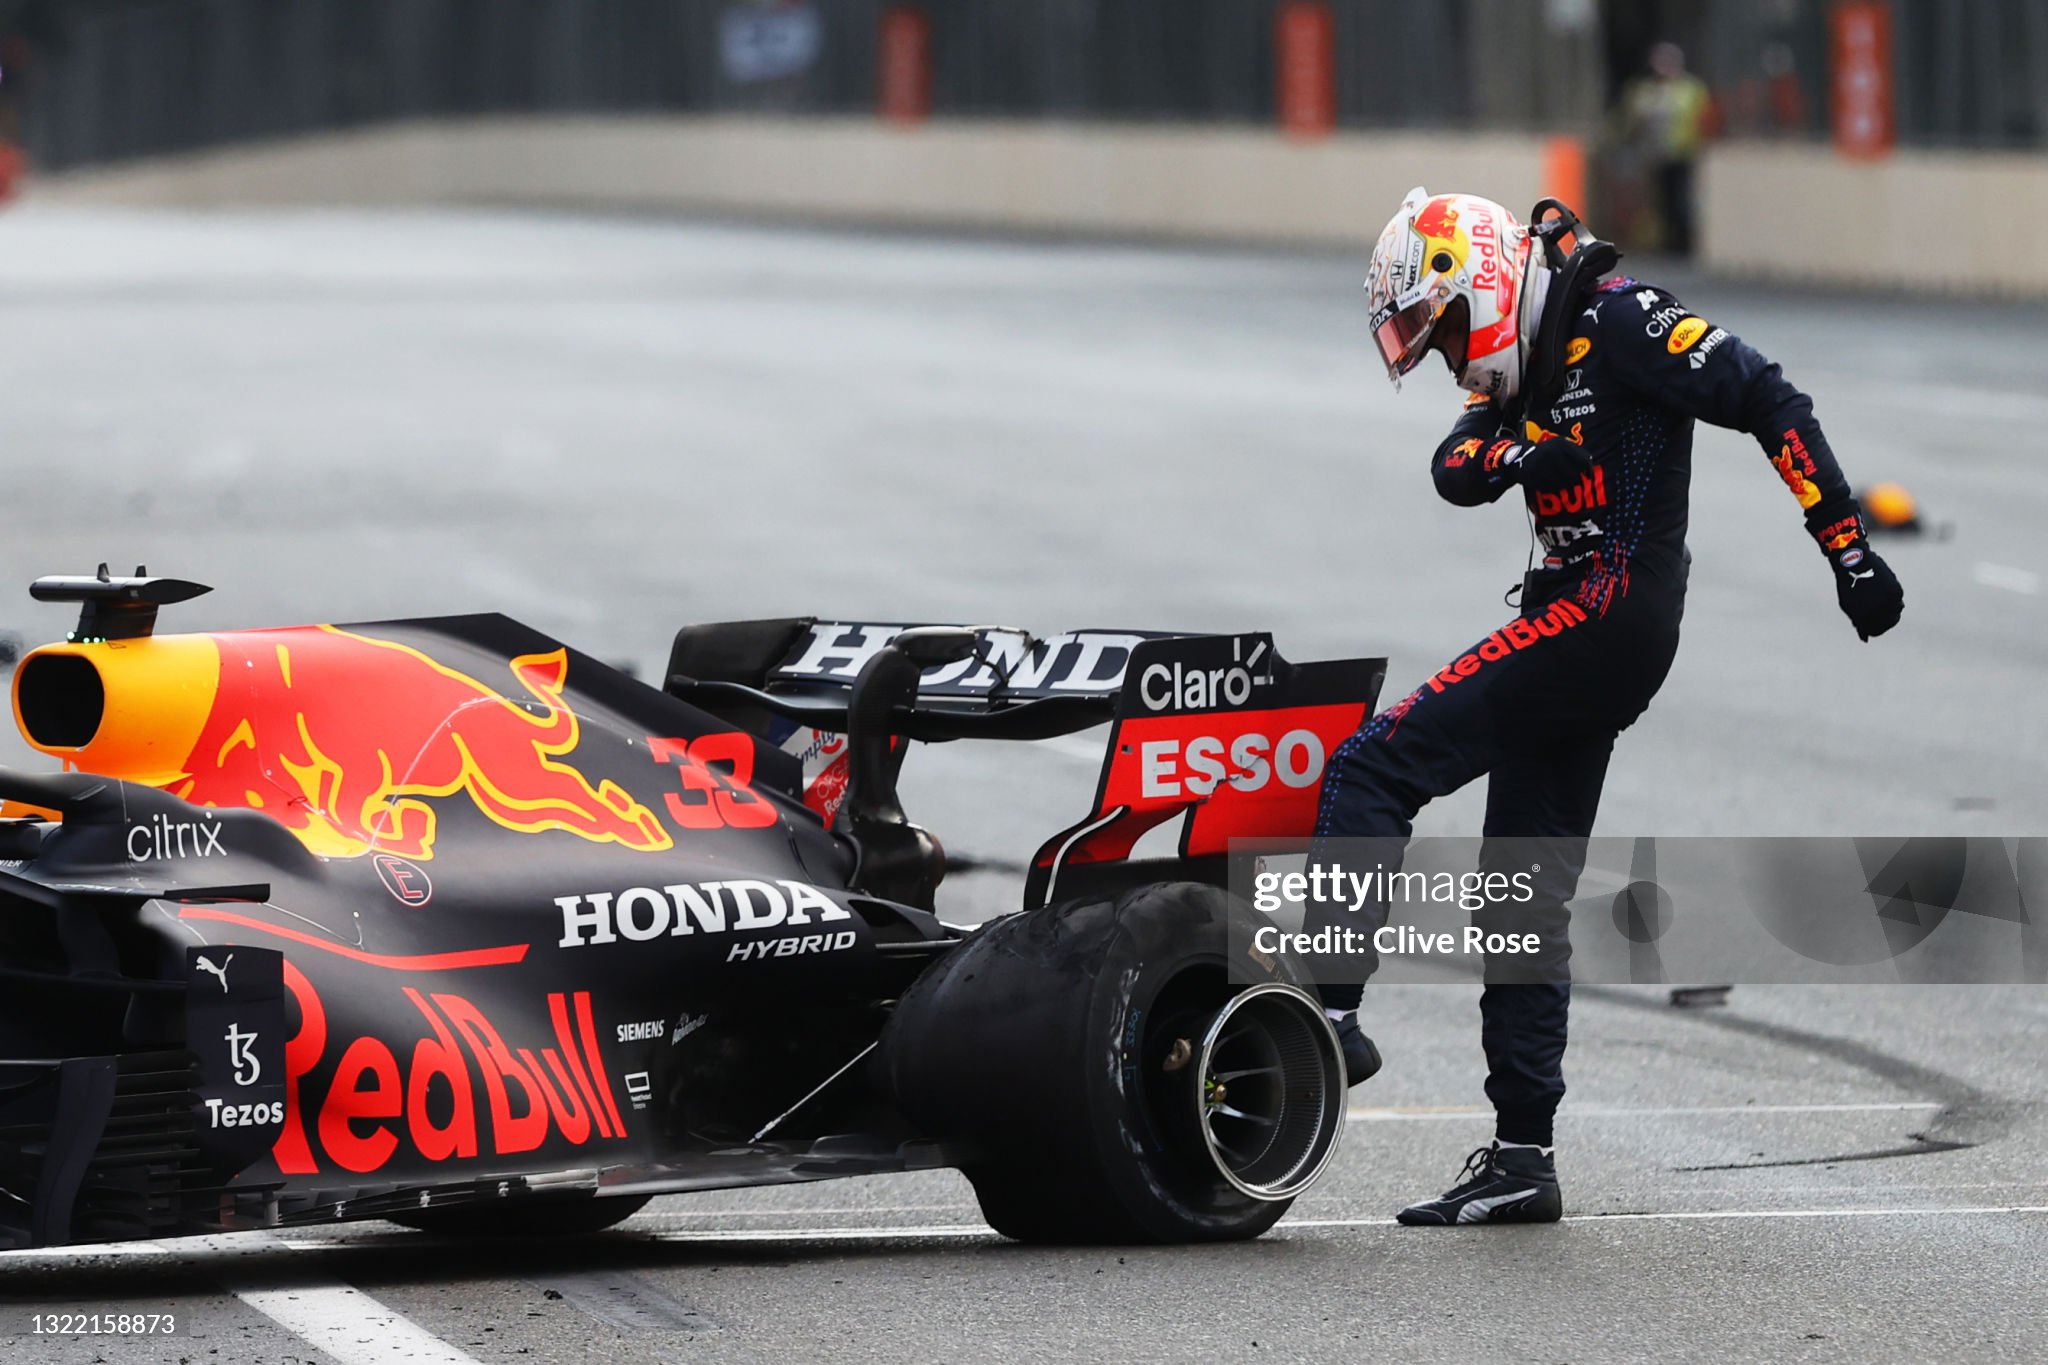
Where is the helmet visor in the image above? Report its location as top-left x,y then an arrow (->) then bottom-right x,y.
1370,285 -> 1451,379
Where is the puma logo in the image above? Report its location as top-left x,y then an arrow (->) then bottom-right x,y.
196,953 -> 233,993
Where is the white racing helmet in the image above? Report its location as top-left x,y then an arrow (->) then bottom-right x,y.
1365,187 -> 1549,402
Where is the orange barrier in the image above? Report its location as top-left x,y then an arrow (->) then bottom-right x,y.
1542,135 -> 1586,214
1276,3 -> 1336,140
0,142 -> 23,204
1831,1 -> 1895,159
878,7 -> 931,126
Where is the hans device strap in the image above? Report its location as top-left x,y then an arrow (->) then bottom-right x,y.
1516,198 -> 1621,426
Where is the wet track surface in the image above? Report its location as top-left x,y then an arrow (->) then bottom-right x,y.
1,208 -> 2045,1362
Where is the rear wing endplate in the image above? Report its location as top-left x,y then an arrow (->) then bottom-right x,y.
1024,632 -> 1385,907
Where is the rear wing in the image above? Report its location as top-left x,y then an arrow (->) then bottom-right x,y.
666,618 -> 1180,740
666,619 -> 1385,896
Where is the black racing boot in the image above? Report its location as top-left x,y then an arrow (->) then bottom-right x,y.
1396,1143 -> 1562,1225
1330,1014 -> 1382,1086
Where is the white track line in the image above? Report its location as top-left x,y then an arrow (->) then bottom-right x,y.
186,1234 -> 483,1365
0,1235 -> 483,1363
10,1201 -> 2047,1273
646,1204 -> 979,1219
630,1183 -> 2048,1220
0,1241 -> 167,1260
1973,562 -> 2041,595
227,1280 -> 484,1365
649,1224 -> 993,1242
637,1205 -> 2048,1244
1346,1101 -> 1941,1122
1290,1207 -> 2048,1228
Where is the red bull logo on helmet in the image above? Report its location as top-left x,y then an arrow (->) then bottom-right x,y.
1468,212 -> 1501,294
1410,198 -> 1468,282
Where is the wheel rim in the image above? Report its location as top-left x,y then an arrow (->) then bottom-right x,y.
1190,983 -> 1344,1201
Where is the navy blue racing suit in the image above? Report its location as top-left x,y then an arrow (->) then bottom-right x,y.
1309,276 -> 1863,1147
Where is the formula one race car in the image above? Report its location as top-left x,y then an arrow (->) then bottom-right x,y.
0,569 -> 1384,1248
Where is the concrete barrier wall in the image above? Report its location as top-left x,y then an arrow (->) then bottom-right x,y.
20,116 -> 1552,249
1700,143 -> 2048,296
26,116 -> 2048,295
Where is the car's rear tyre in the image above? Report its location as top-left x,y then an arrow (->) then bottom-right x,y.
880,881 -> 1344,1244
388,1193 -> 649,1238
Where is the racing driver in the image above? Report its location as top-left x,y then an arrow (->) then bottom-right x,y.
1311,188 -> 1903,1226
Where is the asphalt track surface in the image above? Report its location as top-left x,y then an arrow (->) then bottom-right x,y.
0,207 -> 2044,1363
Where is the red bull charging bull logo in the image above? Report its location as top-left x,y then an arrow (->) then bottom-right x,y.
1411,199 -> 1467,281
173,626 -> 672,860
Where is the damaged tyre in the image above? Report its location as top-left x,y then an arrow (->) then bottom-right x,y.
881,881 -> 1343,1244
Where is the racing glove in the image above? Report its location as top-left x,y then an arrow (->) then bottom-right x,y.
1506,438 -> 1593,493
1808,502 -> 1903,642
